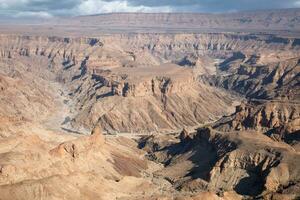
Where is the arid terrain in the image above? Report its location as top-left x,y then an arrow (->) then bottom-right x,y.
0,9 -> 299,200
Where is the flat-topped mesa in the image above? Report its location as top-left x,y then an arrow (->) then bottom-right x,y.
92,63 -> 196,97
111,76 -> 195,97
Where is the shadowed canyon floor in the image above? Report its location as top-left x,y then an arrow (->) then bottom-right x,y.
0,10 -> 300,200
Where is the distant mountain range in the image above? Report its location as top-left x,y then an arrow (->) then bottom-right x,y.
69,8 -> 300,31
1,8 -> 300,35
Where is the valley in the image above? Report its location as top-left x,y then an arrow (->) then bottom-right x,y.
0,9 -> 299,200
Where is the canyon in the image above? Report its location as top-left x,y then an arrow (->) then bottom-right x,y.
0,9 -> 299,200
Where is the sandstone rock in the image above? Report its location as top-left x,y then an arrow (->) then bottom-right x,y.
91,126 -> 102,135
50,142 -> 79,158
189,192 -> 220,200
49,132 -> 105,158
265,163 -> 290,192
214,101 -> 299,134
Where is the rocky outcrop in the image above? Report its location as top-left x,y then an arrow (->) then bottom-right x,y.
204,55 -> 300,100
139,127 -> 300,198
111,76 -> 192,97
214,101 -> 299,132
50,128 -> 105,158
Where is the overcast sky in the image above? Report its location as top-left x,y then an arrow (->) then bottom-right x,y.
0,0 -> 300,18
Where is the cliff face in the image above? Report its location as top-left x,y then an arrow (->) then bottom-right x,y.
111,76 -> 191,97
92,64 -> 195,97
214,101 -> 300,132
204,54 -> 300,100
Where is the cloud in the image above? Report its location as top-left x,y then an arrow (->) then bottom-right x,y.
123,0 -> 300,12
15,10 -> 52,18
0,0 -> 299,18
76,0 -> 172,15
295,1 -> 300,6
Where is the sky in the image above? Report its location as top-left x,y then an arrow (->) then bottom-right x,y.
0,0 -> 300,18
